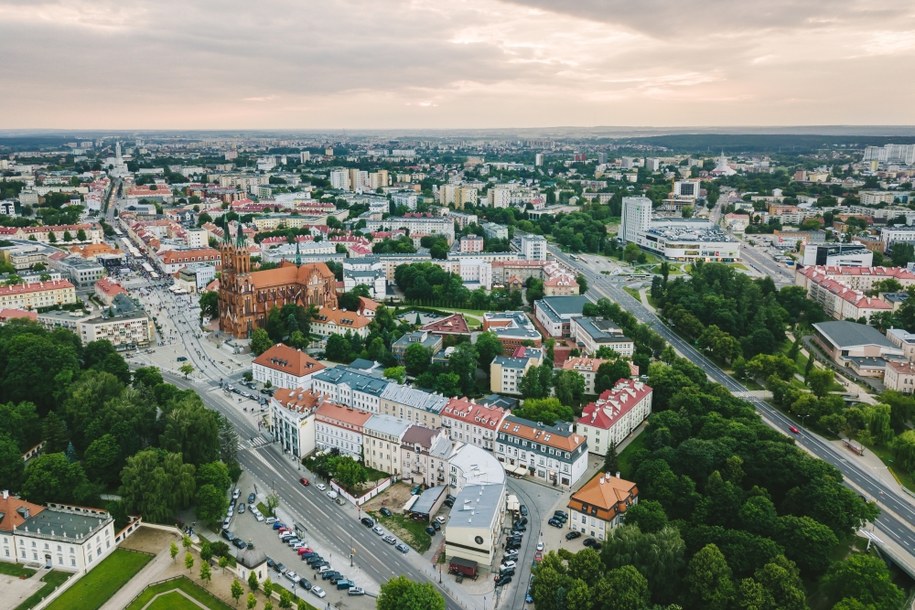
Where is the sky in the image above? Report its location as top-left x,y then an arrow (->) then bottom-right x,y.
1,0 -> 914,130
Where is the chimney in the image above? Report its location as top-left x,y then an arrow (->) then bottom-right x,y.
2,490 -> 7,500
615,471 -> 621,479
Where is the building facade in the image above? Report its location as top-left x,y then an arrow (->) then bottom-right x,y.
567,472 -> 638,540
494,415 -> 588,488
577,380 -> 653,456
252,343 -> 326,390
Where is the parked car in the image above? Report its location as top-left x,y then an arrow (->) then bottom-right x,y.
321,570 -> 340,581
495,574 -> 512,587
500,567 -> 516,578
500,560 -> 516,571
383,534 -> 397,545
536,541 -> 544,551
348,587 -> 366,596
285,570 -> 300,584
395,543 -> 409,554
316,483 -> 327,491
221,529 -> 233,541
266,557 -> 275,569
553,510 -> 568,520
232,488 -> 240,501
336,579 -> 354,590
237,503 -> 245,514
275,562 -> 286,573
435,515 -> 447,524
432,521 -> 441,531
372,525 -> 384,536
299,578 -> 312,591
548,518 -> 562,528
311,586 -> 326,599
361,517 -> 374,527
425,526 -> 436,535
583,538 -> 602,550
519,505 -> 528,517
380,507 -> 392,517
232,537 -> 246,549
265,517 -> 277,525
248,492 -> 257,504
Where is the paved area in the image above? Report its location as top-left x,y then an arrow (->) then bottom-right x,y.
6,568 -> 51,609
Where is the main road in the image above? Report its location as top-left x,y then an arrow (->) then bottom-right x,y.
552,246 -> 915,568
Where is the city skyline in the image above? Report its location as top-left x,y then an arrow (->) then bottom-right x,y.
1,0 -> 914,129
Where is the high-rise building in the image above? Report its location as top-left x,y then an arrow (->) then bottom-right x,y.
329,169 -> 350,190
520,234 -> 547,261
620,197 -> 652,244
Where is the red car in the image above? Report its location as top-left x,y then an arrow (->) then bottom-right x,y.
299,477 -> 310,486
297,547 -> 313,555
788,425 -> 800,434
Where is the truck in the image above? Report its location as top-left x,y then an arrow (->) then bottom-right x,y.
448,557 -> 478,580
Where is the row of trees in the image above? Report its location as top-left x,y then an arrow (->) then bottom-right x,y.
394,262 -> 523,310
0,321 -> 239,529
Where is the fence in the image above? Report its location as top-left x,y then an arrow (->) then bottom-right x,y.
331,476 -> 393,506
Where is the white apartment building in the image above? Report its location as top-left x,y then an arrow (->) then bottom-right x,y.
577,380 -> 653,456
495,415 -> 589,488
269,388 -> 320,459
0,494 -> 116,573
379,383 -> 448,429
329,169 -> 350,190
311,366 -> 390,414
884,361 -> 915,394
0,280 -> 77,310
887,328 -> 915,361
364,215 -> 455,244
490,347 -> 543,395
520,234 -> 547,261
619,196 -> 652,244
80,311 -> 155,349
440,397 -> 508,452
571,317 -> 634,357
567,473 -> 638,540
363,414 -> 411,475
311,306 -> 372,339
252,343 -> 326,390
314,400 -> 372,460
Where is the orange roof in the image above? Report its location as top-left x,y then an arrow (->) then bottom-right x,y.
313,306 -> 370,330
358,296 -> 379,312
70,243 -> 121,258
272,388 -> 321,413
421,313 -> 471,336
160,249 -> 221,264
247,261 -> 335,289
0,308 -> 37,322
888,361 -> 915,375
562,357 -> 607,374
0,494 -> 45,532
315,401 -> 373,429
253,343 -> 325,378
0,280 -> 74,297
441,397 -> 506,430
499,416 -> 585,452
567,472 -> 638,522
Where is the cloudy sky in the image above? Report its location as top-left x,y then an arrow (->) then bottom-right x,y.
1,0 -> 914,129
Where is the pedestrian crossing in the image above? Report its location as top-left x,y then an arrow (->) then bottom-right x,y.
238,436 -> 270,451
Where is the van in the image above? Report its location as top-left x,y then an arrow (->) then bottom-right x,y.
326,491 -> 338,500
336,579 -> 353,590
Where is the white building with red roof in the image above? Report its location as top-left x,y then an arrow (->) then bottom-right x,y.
0,280 -> 76,310
577,380 -> 652,456
794,265 -> 900,322
252,343 -> 326,390
440,397 -> 508,452
94,277 -> 128,306
269,388 -> 323,458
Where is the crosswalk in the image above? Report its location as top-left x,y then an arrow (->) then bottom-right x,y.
238,436 -> 270,451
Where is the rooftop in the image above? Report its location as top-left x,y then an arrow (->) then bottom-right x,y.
568,472 -> 638,522
813,320 -> 897,350
313,366 -> 390,396
447,483 -> 505,531
364,413 -> 412,438
0,494 -> 45,532
441,397 -> 507,430
499,415 -> 586,453
18,505 -> 112,542
578,380 -> 653,430
253,343 -> 326,379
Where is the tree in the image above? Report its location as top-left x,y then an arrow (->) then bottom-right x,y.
622,500 -> 667,534
513,397 -> 573,425
377,575 -> 445,610
686,544 -> 735,610
266,492 -> 279,516
892,430 -> 915,472
823,554 -> 904,610
603,443 -> 619,474
806,367 -> 834,398
384,366 -> 406,383
246,593 -> 257,610
119,449 -> 196,523
196,461 -> 231,492
170,542 -> 179,561
48,231 -> 56,243
262,577 -> 274,597
196,484 -> 229,527
278,589 -> 293,609
553,370 -> 585,409
76,228 -> 87,241
179,363 -> 194,378
183,534 -> 192,550
474,332 -> 503,369
525,278 -> 544,306
83,434 -> 123,489
591,566 -> 649,610
404,342 -> 432,376
0,435 -> 24,491
199,291 -> 219,320
248,571 -> 259,593
231,579 -> 244,606
250,328 -> 273,356
576,273 -> 588,295
21,452 -> 95,506
325,333 -> 351,362
200,562 -> 212,588
447,342 -> 479,395
595,359 -> 633,394
185,551 -> 194,572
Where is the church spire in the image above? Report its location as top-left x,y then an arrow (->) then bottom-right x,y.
295,239 -> 301,266
236,221 -> 245,248
222,215 -> 231,244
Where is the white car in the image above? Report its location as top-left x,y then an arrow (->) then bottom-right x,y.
536,541 -> 544,551
265,516 -> 276,525
327,490 -> 338,500
311,585 -> 327,598
435,516 -> 447,525
372,525 -> 384,536
316,483 -> 327,491
500,560 -> 516,571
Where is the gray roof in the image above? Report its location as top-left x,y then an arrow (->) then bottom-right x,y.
493,355 -> 531,370
813,321 -> 896,349
18,507 -> 112,543
237,548 -> 267,569
402,424 -> 440,450
447,484 -> 504,531
573,317 -> 629,342
536,296 -> 588,319
392,331 -> 442,352
364,414 -> 411,439
313,366 -> 389,396
381,383 -> 448,413
410,486 -> 447,516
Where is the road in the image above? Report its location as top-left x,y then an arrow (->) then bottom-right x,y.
550,246 -> 915,567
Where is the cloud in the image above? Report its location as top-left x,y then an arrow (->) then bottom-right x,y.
0,0 -> 913,128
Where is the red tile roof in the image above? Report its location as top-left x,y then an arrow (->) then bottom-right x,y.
0,280 -> 74,297
253,343 -> 326,378
421,313 -> 471,336
441,397 -> 506,430
0,494 -> 45,532
578,380 -> 652,430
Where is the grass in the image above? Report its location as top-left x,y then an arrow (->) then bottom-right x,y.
865,444 -> 915,494
44,549 -> 153,610
257,502 -> 271,517
0,563 -> 36,578
13,571 -> 71,610
145,591 -> 203,610
373,512 -> 432,553
623,287 -> 641,301
617,431 -> 649,480
125,576 -> 233,610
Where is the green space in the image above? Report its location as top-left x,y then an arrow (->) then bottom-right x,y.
45,549 -> 153,610
13,571 -> 70,610
623,286 -> 641,302
865,443 -> 915,494
373,512 -> 432,553
616,431 -> 648,479
145,591 -> 202,610
0,563 -> 36,578
125,576 -> 233,610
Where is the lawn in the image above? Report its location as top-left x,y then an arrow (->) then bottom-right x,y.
125,576 -> 234,610
0,563 -> 36,578
623,286 -> 641,302
866,444 -> 915,494
617,431 -> 649,480
145,591 -> 203,610
13,571 -> 70,610
45,549 -> 153,610
373,512 -> 432,553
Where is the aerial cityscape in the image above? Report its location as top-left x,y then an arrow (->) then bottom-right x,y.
1,2 -> 915,610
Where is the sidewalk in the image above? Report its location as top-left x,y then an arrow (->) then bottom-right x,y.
99,545 -> 176,610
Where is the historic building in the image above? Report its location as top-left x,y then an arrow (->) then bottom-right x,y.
218,224 -> 337,337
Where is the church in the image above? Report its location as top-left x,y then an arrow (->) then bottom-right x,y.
218,224 -> 338,338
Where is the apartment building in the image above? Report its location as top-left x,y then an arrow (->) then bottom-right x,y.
567,472 -> 638,540
570,317 -> 634,357
440,397 -> 507,452
577,380 -> 653,456
884,361 -> 915,394
252,343 -> 326,390
378,383 -> 448,429
311,366 -> 389,413
311,306 -> 371,339
534,295 -> 588,338
269,388 -> 321,459
314,400 -> 373,460
0,280 -> 76,310
399,425 -> 452,487
490,347 -> 543,395
363,414 -> 411,475
494,415 -> 589,488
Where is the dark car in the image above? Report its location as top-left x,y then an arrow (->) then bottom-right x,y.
321,571 -> 340,581
299,477 -> 310,486
232,537 -> 246,549
425,526 -> 436,535
500,567 -> 516,578
583,538 -> 602,550
565,531 -> 582,541
380,507 -> 392,517
512,523 -> 526,532
554,510 -> 568,520
221,529 -> 233,541
361,517 -> 375,527
299,579 -> 312,591
275,562 -> 286,573
495,575 -> 512,587
519,505 -> 528,517
266,557 -> 276,569
306,555 -> 324,566
516,516 -> 528,526
431,521 -> 441,531
300,552 -> 316,561
548,518 -> 563,528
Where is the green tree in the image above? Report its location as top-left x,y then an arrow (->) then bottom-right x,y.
594,358 -> 634,394
160,395 -> 221,466
603,443 -> 619,474
892,429 -> 915,472
576,273 -> 588,295
262,577 -> 274,597
250,328 -> 273,356
119,449 -> 196,523
806,367 -> 834,398
325,333 -> 352,362
246,592 -> 257,610
247,571 -> 259,593
278,589 -> 293,609
21,452 -> 95,505
199,291 -> 219,320
384,366 -> 406,383
196,461 -> 231,492
0,437 -> 26,492
231,579 -> 244,606
513,397 -> 574,425
76,228 -> 87,241
403,342 -> 432,376
553,369 -> 585,409
83,433 -> 123,488
185,551 -> 194,572
686,544 -> 735,610
179,363 -> 195,378
446,342 -> 478,395
591,565 -> 649,610
623,500 -> 668,534
474,332 -> 503,369
200,561 -> 212,588
823,554 -> 904,610
170,542 -> 179,561
196,484 -> 229,527
377,575 -> 445,610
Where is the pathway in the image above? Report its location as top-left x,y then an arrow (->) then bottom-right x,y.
99,546 -> 176,610
138,588 -> 208,610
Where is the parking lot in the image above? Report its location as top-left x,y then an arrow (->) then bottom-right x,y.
221,473 -> 375,610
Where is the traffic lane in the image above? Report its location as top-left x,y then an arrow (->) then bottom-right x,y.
503,479 -> 549,608
239,447 -> 466,610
